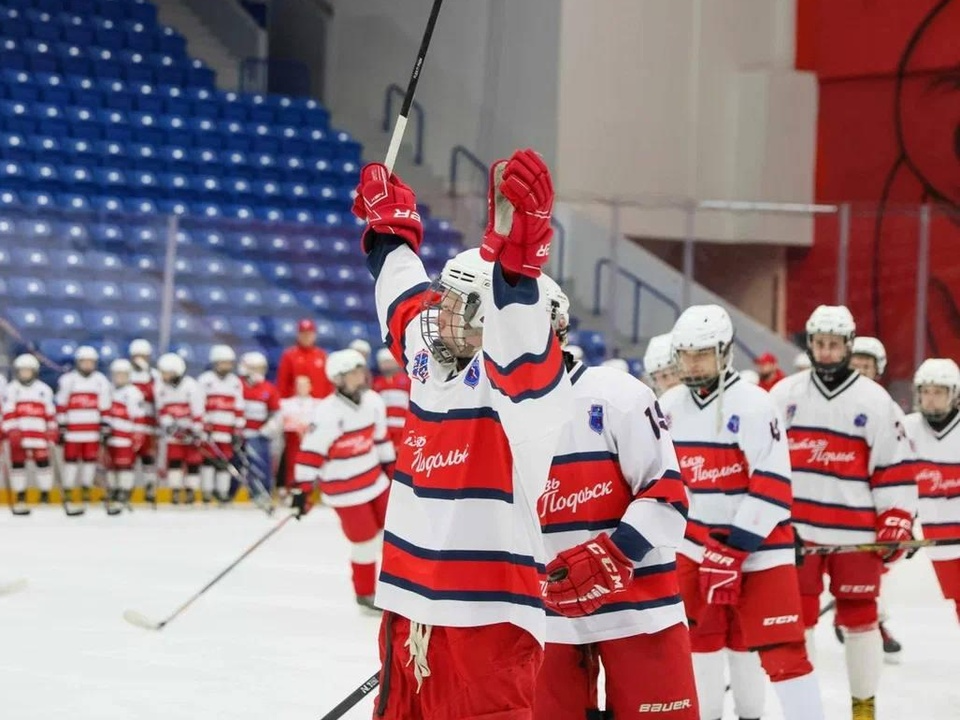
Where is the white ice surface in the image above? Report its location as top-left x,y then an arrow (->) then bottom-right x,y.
1,506 -> 958,719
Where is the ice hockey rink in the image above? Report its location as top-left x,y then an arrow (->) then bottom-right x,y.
2,507 -> 958,720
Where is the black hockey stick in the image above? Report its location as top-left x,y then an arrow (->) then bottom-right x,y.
122,512 -> 297,631
1,445 -> 29,516
96,444 -> 122,516
801,537 -> 960,556
48,443 -> 85,517
319,671 -> 380,720
201,440 -> 275,516
383,0 -> 444,173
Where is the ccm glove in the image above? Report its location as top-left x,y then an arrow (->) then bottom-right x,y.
875,508 -> 913,563
544,532 -> 633,618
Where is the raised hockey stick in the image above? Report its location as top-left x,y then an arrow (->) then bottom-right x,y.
383,0 -> 444,174
319,671 -> 380,720
122,511 -> 297,631
800,537 -> 960,556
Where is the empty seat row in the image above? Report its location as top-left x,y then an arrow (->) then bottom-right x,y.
1,10 -> 180,53
1,0 -> 157,24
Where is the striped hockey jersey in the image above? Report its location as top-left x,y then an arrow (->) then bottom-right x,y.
105,384 -> 145,448
371,372 -> 410,450
242,378 -> 280,437
56,370 -> 112,443
197,371 -> 244,443
294,389 -> 395,507
905,411 -> 960,561
541,363 -> 688,644
661,371 -> 796,571
130,366 -> 159,431
369,240 -> 571,644
2,380 -> 56,449
154,376 -> 205,443
769,370 -> 917,545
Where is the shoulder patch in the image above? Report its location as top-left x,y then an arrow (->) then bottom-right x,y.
464,356 -> 480,389
411,350 -> 430,384
588,403 -> 604,434
854,413 -> 868,428
727,414 -> 740,433
786,403 -> 797,423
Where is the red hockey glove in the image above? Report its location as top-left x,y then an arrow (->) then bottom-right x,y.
479,148 -> 554,279
543,533 -> 633,618
352,163 -> 423,254
875,508 -> 913,563
700,536 -> 749,605
291,482 -> 314,520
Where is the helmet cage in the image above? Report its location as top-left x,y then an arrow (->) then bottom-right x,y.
673,338 -> 734,390
420,283 -> 483,367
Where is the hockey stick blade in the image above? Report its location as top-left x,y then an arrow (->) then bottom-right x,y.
123,609 -> 164,631
319,671 -> 381,720
0,578 -> 28,596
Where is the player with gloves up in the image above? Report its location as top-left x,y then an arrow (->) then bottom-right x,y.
534,276 -> 698,720
770,306 -> 917,720
352,150 -> 571,720
661,305 -> 825,720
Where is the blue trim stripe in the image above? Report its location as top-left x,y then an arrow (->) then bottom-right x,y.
673,440 -> 740,450
793,496 -> 873,512
365,235 -> 407,279
547,594 -> 682,617
610,522 -> 653,562
407,402 -> 501,423
541,519 -> 620,534
379,572 -> 544,608
392,470 -> 514,503
484,329 -> 554,376
633,561 -> 677,578
747,491 -> 792,512
795,518 -> 872,531
569,363 -> 588,385
385,281 -> 431,328
552,450 -> 619,467
753,469 -> 792,486
489,355 -> 566,404
491,269 -> 539,310
384,531 -> 543,570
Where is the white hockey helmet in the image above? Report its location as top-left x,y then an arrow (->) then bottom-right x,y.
240,351 -> 268,376
110,358 -> 133,375
793,352 -> 812,371
157,352 -> 186,379
75,345 -> 99,362
326,348 -> 367,384
13,353 -> 39,382
740,369 -> 760,385
914,358 -> 960,422
128,338 -> 153,358
209,344 -> 236,365
643,333 -> 675,375
422,248 -> 493,365
805,305 -> 856,381
671,305 -> 735,388
348,339 -> 372,359
851,336 -> 887,377
602,358 -> 629,373
566,344 -> 584,363
376,347 -> 399,373
538,272 -> 570,344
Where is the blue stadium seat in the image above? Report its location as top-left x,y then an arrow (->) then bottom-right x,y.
96,339 -> 122,365
195,285 -> 230,309
285,208 -> 315,224
205,315 -> 232,335
125,281 -> 158,305
0,131 -> 30,161
17,217 -> 56,242
155,198 -> 187,215
171,313 -> 202,338
48,278 -> 85,302
10,246 -> 50,271
292,263 -> 325,287
90,194 -> 123,213
227,287 -> 263,311
125,196 -> 158,214
262,287 -> 300,315
9,277 -> 48,304
38,338 -> 77,365
25,160 -> 59,185
232,315 -> 265,337
86,280 -> 123,306
44,307 -> 82,333
82,308 -> 121,333
120,310 -> 156,335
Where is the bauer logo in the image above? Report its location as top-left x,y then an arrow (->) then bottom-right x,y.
638,699 -> 692,713
411,350 -> 430,384
588,404 -> 604,434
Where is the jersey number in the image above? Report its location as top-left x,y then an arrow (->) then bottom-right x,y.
645,403 -> 669,439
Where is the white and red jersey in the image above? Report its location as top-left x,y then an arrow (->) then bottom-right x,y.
541,364 -> 688,644
154,376 -> 205,443
769,370 -> 917,546
371,371 -> 411,449
905,411 -> 960,561
130,365 -> 160,432
295,389 -> 395,508
105,384 -> 145,449
56,370 -> 112,443
242,378 -> 280,437
196,371 -> 244,443
370,243 -> 572,645
2,380 -> 56,449
279,395 -> 322,436
661,371 -> 796,572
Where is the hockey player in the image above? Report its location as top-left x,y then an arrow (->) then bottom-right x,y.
644,332 -> 680,396
155,353 -> 205,504
2,354 -> 57,511
197,345 -> 244,504
769,305 -> 916,720
239,351 -> 280,494
292,348 -> 395,611
371,347 -> 410,454
842,335 -> 904,660
56,346 -> 112,507
906,359 -> 960,622
535,276 -> 698,720
353,151 -> 571,719
661,305 -> 825,720
128,339 -> 159,503
104,359 -> 145,508
278,375 -> 322,492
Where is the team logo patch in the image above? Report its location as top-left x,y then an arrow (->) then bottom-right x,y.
786,403 -> 797,422
588,404 -> 604,434
726,415 -> 740,433
463,357 -> 481,388
411,350 -> 430,384
770,418 -> 781,441
854,413 -> 868,428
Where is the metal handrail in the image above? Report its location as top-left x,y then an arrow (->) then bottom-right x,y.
593,258 -> 681,344
383,84 -> 424,165
550,217 -> 565,286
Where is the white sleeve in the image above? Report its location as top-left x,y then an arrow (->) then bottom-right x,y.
55,375 -> 69,424
294,408 -> 338,484
369,241 -> 433,372
868,396 -> 918,517
98,375 -> 112,415
372,395 -> 396,465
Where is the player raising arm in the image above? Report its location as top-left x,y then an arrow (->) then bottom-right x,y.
353,150 -> 572,720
